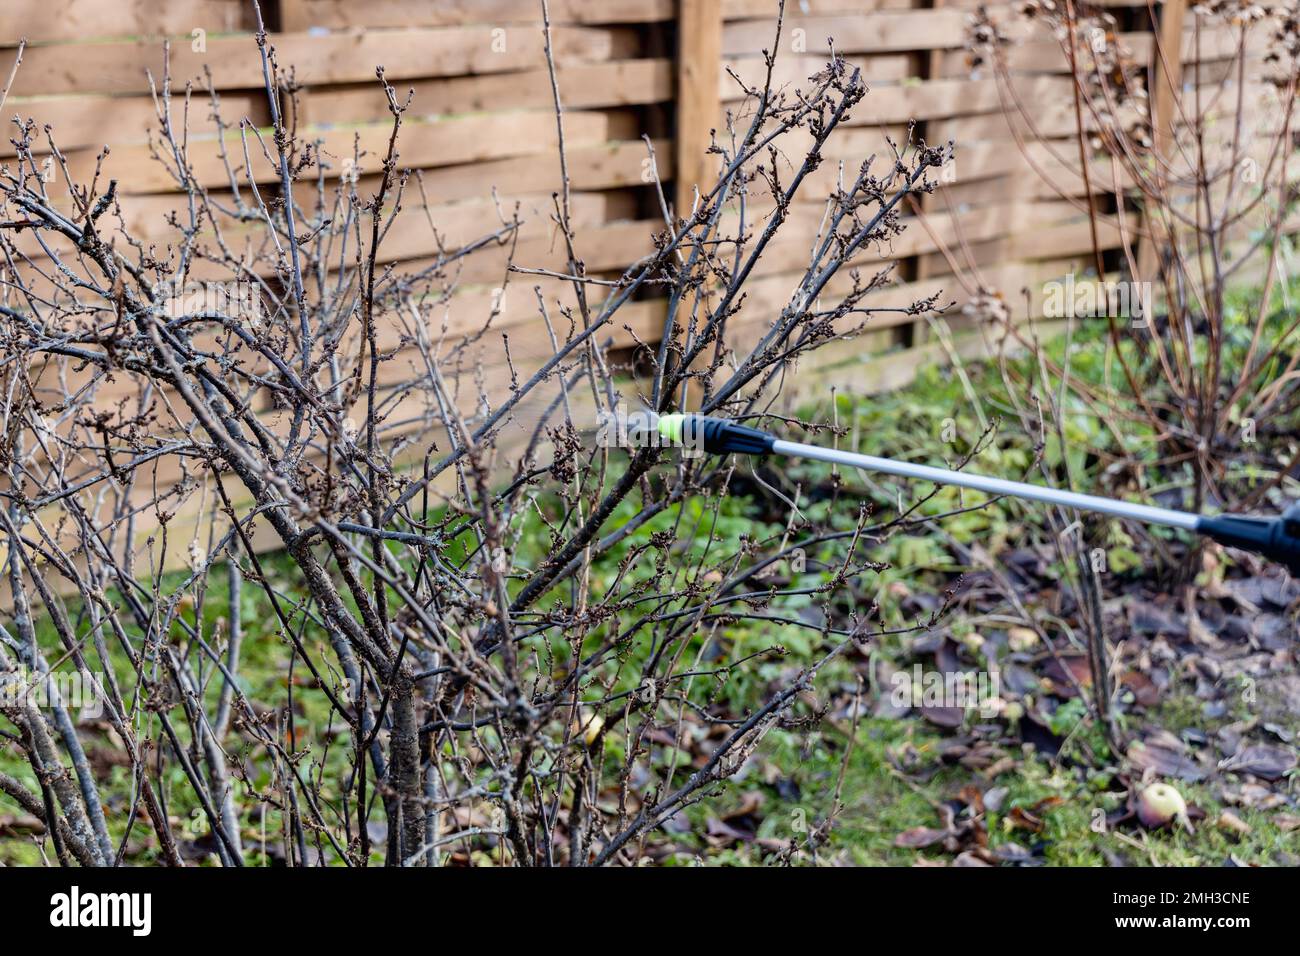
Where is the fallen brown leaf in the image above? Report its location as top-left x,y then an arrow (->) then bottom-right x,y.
1216,810 -> 1252,836
894,826 -> 949,848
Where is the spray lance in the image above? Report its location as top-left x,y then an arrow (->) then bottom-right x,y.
652,413 -> 1300,575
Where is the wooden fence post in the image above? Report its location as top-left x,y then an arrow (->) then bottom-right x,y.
675,0 -> 722,219
673,0 -> 722,403
912,0 -> 949,349
1138,0 -> 1187,284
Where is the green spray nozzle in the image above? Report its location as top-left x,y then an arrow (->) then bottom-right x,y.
656,414 -> 776,455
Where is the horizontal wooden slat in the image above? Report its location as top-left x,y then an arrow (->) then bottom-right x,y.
942,26 -> 1275,77
280,0 -> 676,31
0,0 -> 250,44
2,92 -> 267,156
724,0 -> 918,14
301,59 -> 672,126
724,10 -> 969,57
721,52 -> 914,100
7,25 -> 640,96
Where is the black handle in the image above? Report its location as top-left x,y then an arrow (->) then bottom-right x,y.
1196,503 -> 1300,575
675,415 -> 776,455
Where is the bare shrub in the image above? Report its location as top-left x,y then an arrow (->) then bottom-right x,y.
959,2 -> 1300,739
970,2 -> 1300,529
0,6 -> 949,865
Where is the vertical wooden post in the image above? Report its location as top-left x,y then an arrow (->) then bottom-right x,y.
911,0 -> 949,349
1150,0 -> 1188,167
672,0 -> 722,405
277,2 -> 313,124
1138,0 -> 1187,283
675,0 -> 722,219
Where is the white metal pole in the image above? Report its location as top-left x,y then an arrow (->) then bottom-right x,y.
770,439 -> 1201,531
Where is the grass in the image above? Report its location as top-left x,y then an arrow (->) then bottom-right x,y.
672,718 -> 1297,867
630,301 -> 1300,867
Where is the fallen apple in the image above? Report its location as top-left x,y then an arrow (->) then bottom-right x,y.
1137,782 -> 1190,831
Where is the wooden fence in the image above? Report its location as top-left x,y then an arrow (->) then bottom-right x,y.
0,0 -> 1293,564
